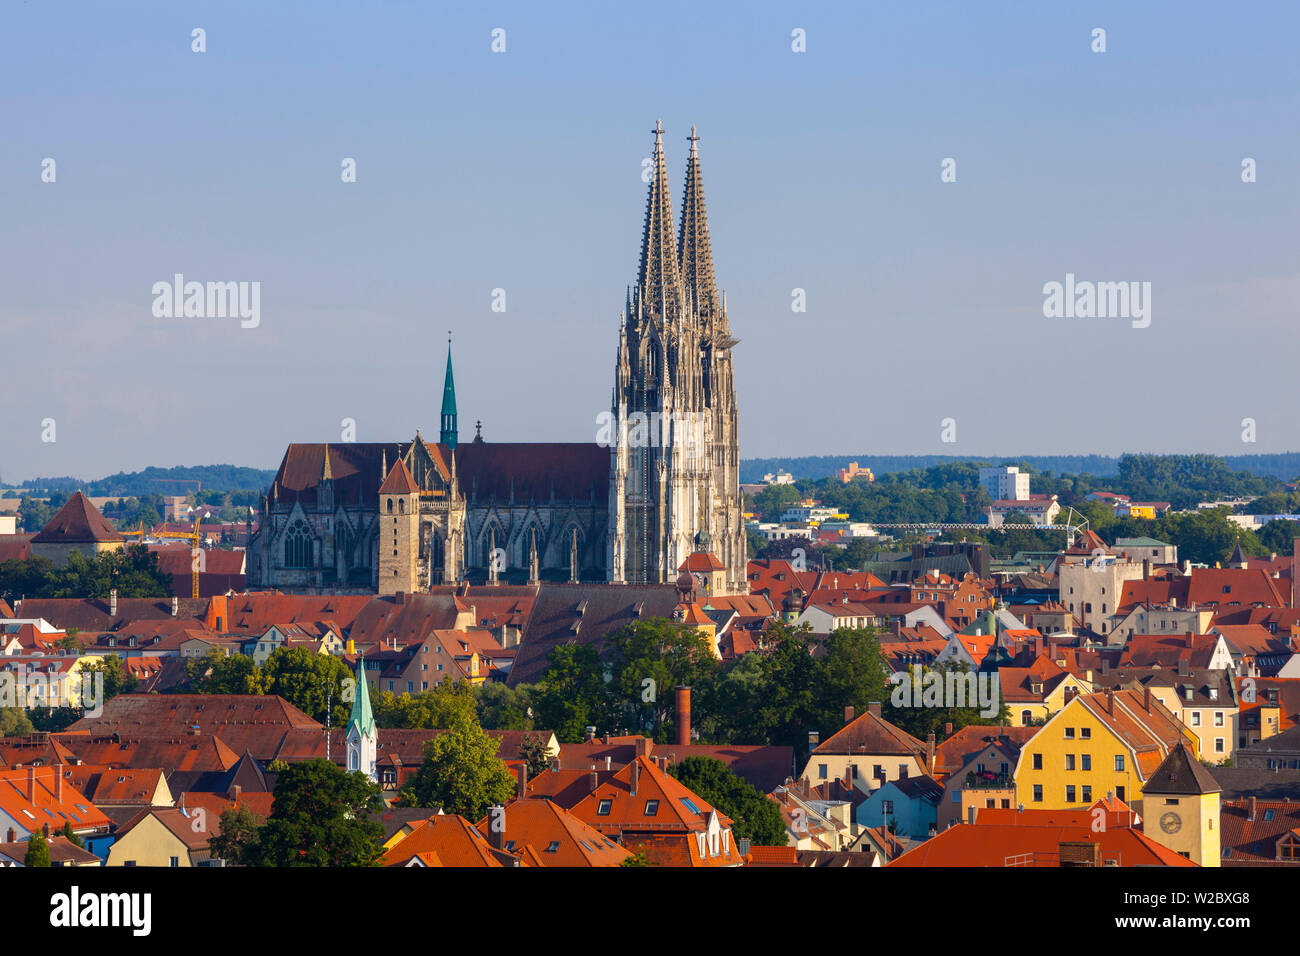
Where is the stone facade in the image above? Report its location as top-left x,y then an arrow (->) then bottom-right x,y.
247,122 -> 745,594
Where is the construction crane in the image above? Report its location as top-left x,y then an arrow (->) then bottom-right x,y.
120,515 -> 205,598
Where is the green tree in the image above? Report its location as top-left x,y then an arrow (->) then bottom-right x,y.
812,627 -> 889,737
474,681 -> 535,730
259,647 -> 353,727
79,655 -> 137,702
60,821 -> 84,848
605,618 -> 720,741
373,680 -> 477,730
399,712 -> 517,819
532,642 -> 615,743
518,732 -> 553,778
208,805 -> 266,866
245,759 -> 383,867
0,707 -> 35,736
186,649 -> 259,695
668,756 -> 787,845
25,829 -> 51,867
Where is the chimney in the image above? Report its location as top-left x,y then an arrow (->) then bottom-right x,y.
515,762 -> 528,798
966,805 -> 976,825
26,766 -> 36,803
228,783 -> 241,801
631,758 -> 641,797
1105,690 -> 1114,716
675,686 -> 691,747
171,595 -> 179,616
1101,658 -> 1110,676
926,732 -> 936,773
808,731 -> 820,750
868,701 -> 882,719
634,736 -> 652,758
585,726 -> 597,742
1185,631 -> 1194,648
486,805 -> 505,851
944,722 -> 953,738
605,755 -> 612,771
844,705 -> 855,724
588,769 -> 598,794
109,588 -> 118,617
1142,559 -> 1150,581
1143,686 -> 1151,711
54,769 -> 63,803
1177,656 -> 1190,678
1248,796 -> 1257,822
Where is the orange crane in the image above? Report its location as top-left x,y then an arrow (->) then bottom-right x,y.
121,515 -> 205,598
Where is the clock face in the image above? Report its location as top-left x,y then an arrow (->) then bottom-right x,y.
1160,811 -> 1182,834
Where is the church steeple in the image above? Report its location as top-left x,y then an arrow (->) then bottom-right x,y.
440,334 -> 458,450
345,658 -> 377,783
637,119 -> 681,322
678,125 -> 721,330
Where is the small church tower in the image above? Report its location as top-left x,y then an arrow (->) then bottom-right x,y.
440,337 -> 458,450
345,659 -> 377,783
1142,742 -> 1221,867
378,457 -> 420,596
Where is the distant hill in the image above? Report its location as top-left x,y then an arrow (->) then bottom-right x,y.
739,453 -> 1300,484
15,465 -> 275,497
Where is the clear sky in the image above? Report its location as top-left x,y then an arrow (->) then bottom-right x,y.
2,1 -> 1298,482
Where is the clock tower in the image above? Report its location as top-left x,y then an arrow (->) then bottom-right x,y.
1141,742 -> 1221,867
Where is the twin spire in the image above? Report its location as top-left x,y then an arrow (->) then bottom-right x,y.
635,120 -> 722,331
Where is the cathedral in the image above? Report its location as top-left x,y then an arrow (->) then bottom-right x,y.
246,121 -> 745,594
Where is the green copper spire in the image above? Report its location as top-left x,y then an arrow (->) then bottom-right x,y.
347,658 -> 375,740
440,334 -> 458,449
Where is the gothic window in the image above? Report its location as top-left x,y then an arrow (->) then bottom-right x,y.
387,498 -> 394,514
284,520 -> 312,568
398,499 -> 405,514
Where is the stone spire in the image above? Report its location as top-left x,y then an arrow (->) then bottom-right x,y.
440,334 -> 458,450
488,526 -> 499,586
528,527 -> 539,586
678,125 -> 720,330
569,528 -> 579,584
637,119 -> 681,321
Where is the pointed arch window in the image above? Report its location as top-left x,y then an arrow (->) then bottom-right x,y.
284,520 -> 312,568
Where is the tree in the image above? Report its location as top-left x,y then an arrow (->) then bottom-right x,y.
812,627 -> 889,737
259,647 -> 353,727
399,712 -> 517,819
474,681 -> 535,730
668,756 -> 787,846
0,707 -> 35,736
245,759 -> 383,867
60,821 -> 83,848
620,850 -> 651,866
25,829 -> 51,867
186,649 -> 259,695
373,680 -> 477,730
78,655 -> 137,702
605,619 -> 720,741
518,732 -> 552,778
208,805 -> 266,866
532,642 -> 615,743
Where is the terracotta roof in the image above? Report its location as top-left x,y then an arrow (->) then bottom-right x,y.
378,458 -> 418,494
116,806 -> 216,852
1144,742 -> 1222,796
30,492 -> 124,544
1221,799 -> 1300,865
0,834 -> 100,866
382,815 -> 508,867
0,765 -> 110,835
475,799 -> 631,866
813,708 -> 927,760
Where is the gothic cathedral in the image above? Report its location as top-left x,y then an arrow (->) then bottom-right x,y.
247,122 -> 745,594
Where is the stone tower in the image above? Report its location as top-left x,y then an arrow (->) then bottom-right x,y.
378,457 -> 421,595
1141,742 -> 1221,867
607,121 -> 746,590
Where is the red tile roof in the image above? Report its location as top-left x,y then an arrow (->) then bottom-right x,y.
31,492 -> 124,544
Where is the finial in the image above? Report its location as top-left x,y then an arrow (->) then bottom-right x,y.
653,118 -> 664,139
688,125 -> 700,150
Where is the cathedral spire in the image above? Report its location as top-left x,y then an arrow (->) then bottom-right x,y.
637,119 -> 681,318
441,334 -> 458,450
678,125 -> 720,329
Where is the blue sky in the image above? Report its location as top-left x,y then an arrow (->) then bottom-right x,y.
2,1 -> 1298,481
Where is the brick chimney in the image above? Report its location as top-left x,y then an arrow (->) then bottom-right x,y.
1105,690 -> 1114,716
635,736 -> 652,758
844,705 -> 855,724
926,732 -> 936,773
516,764 -> 528,799
1248,796 -> 1257,822
675,686 -> 691,747
54,769 -> 63,803
631,758 -> 641,797
26,766 -> 36,802
944,722 -> 953,738
588,768 -> 599,794
868,701 -> 882,719
486,805 -> 505,851
1143,686 -> 1151,711
1185,631 -> 1194,648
